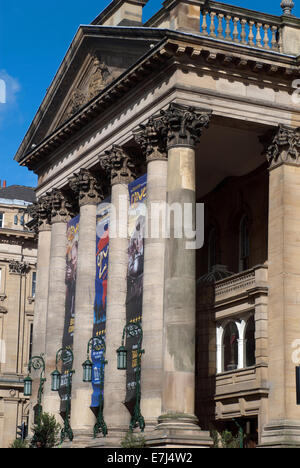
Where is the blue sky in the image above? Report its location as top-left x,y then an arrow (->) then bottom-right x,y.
0,0 -> 299,188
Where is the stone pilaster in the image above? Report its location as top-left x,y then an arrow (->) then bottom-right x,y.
133,120 -> 167,429
261,124 -> 300,447
27,194 -> 52,432
100,146 -> 135,444
43,189 -> 75,421
68,169 -> 104,445
146,103 -> 213,447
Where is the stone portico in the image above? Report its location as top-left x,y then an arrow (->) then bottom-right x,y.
15,0 -> 300,448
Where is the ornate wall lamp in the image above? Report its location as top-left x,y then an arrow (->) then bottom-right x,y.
117,321 -> 145,432
82,336 -> 108,438
51,347 -> 74,443
24,354 -> 46,423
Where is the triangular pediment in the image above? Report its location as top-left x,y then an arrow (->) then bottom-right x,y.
54,53 -> 122,128
15,26 -> 165,162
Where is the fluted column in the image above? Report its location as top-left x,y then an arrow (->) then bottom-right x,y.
27,195 -> 52,432
133,118 -> 168,428
100,146 -> 137,439
261,125 -> 300,447
43,190 -> 75,421
149,103 -> 213,447
68,169 -> 104,444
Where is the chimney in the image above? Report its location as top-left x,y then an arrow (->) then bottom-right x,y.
92,0 -> 149,27
2,181 -> 6,188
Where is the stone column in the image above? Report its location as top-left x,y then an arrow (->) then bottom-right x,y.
148,103 -> 213,447
27,195 -> 52,432
261,125 -> 300,447
100,146 -> 136,442
43,189 -> 74,421
68,169 -> 104,445
133,118 -> 168,428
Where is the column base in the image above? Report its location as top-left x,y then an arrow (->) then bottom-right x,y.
145,414 -> 213,448
260,420 -> 300,448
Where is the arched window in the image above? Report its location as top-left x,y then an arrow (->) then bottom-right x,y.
245,316 -> 255,367
239,214 -> 250,272
223,322 -> 239,371
208,227 -> 217,272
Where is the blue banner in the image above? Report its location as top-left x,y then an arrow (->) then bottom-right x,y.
91,201 -> 110,407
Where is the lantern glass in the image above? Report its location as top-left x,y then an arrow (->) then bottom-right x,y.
82,359 -> 93,382
24,376 -> 32,396
51,370 -> 61,391
117,346 -> 127,370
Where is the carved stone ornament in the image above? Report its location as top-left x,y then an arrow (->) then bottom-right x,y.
64,89 -> 86,121
69,168 -> 104,206
9,260 -> 29,275
100,145 -> 139,185
133,115 -> 168,162
281,0 -> 295,15
27,193 -> 52,232
63,56 -> 111,121
49,189 -> 75,223
158,103 -> 212,149
265,124 -> 300,169
88,57 -> 110,100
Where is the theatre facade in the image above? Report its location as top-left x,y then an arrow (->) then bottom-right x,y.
15,0 -> 300,448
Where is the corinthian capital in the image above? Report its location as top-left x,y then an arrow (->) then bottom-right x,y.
159,103 -> 212,149
49,189 -> 75,223
100,145 -> 139,185
133,116 -> 167,162
69,169 -> 104,206
27,193 -> 52,232
265,124 -> 300,169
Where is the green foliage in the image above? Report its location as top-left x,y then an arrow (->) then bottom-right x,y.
212,429 -> 241,448
9,439 -> 29,449
120,431 -> 146,448
30,412 -> 61,448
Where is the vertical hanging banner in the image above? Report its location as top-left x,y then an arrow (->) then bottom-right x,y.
60,214 -> 80,412
125,174 -> 147,414
91,201 -> 110,408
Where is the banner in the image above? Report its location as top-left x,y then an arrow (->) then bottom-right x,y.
125,174 -> 147,414
91,201 -> 110,408
60,214 -> 80,412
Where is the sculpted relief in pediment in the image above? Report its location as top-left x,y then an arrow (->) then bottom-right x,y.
62,56 -> 113,122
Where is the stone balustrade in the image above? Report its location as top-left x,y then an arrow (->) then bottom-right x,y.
199,2 -> 281,51
214,264 -> 268,303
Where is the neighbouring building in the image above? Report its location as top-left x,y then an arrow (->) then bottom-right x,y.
0,183 -> 37,448
13,0 -> 300,448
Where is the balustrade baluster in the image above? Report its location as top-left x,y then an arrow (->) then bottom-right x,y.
256,22 -> 263,48
225,15 -> 232,41
233,17 -> 239,43
263,24 -> 270,49
248,20 -> 255,46
240,19 -> 247,45
201,10 -> 209,36
210,11 -> 217,37
217,13 -> 224,39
